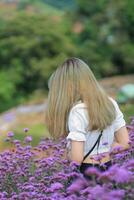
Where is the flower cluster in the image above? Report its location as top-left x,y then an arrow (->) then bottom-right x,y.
0,118 -> 134,200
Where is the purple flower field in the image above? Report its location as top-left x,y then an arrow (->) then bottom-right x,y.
0,118 -> 134,200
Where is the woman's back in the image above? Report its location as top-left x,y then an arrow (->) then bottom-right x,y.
66,97 -> 126,163
45,57 -> 129,175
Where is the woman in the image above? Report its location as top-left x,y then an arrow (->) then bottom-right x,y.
45,57 -> 129,179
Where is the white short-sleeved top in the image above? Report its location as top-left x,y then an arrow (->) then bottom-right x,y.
66,97 -> 126,156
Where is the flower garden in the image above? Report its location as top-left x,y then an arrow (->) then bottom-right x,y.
0,117 -> 134,200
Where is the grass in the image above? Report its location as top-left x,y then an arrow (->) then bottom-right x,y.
0,124 -> 50,151
14,123 -> 50,145
120,103 -> 134,124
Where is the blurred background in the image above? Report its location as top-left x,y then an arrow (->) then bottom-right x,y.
0,0 -> 134,151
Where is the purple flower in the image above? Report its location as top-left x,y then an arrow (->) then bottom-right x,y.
107,165 -> 132,183
24,136 -> 32,143
50,182 -> 63,191
7,131 -> 14,137
125,159 -> 134,169
13,139 -> 20,144
89,185 -> 105,198
102,142 -> 108,145
92,154 -> 104,161
98,171 -> 111,182
113,168 -> 132,183
67,177 -> 88,194
85,166 -> 100,177
24,128 -> 29,132
109,189 -> 125,199
0,117 -> 134,199
110,146 -> 123,155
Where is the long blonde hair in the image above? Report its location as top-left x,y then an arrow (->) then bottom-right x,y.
45,58 -> 116,140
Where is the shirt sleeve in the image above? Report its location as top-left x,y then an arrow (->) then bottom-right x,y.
111,98 -> 126,132
66,107 -> 87,142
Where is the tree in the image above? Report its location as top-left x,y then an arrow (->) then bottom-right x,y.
0,12 -> 76,112
72,0 -> 134,77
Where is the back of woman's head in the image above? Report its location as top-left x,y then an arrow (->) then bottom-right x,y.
45,58 -> 116,140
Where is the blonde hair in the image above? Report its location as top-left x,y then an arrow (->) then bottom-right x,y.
45,58 -> 116,140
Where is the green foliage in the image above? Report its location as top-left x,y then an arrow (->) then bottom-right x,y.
0,0 -> 134,112
15,0 -> 75,12
77,0 -> 107,16
0,69 -> 21,112
73,0 -> 134,77
17,0 -> 64,15
0,71 -> 15,101
120,104 -> 134,124
0,12 -> 75,112
123,0 -> 134,40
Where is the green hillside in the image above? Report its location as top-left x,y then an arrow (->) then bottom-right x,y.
17,0 -> 65,15
1,0 -> 76,11
42,0 -> 76,10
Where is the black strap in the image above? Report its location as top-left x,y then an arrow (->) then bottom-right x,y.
82,130 -> 103,162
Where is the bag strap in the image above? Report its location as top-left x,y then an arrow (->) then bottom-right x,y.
82,130 -> 103,162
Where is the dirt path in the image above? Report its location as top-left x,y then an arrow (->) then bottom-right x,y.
99,74 -> 134,98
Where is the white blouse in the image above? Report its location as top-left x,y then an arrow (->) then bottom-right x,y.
66,97 -> 126,157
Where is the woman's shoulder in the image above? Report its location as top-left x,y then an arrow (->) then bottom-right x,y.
71,100 -> 86,109
70,100 -> 87,116
72,97 -> 119,111
108,96 -> 120,111
108,96 -> 116,103
68,101 -> 88,124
